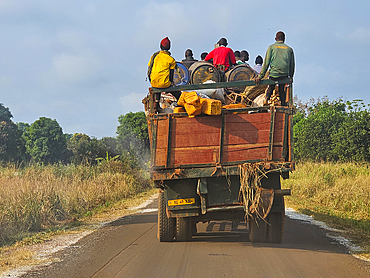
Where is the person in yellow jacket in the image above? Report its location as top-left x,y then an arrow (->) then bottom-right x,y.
148,37 -> 179,112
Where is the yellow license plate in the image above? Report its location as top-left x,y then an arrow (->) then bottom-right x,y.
168,198 -> 195,206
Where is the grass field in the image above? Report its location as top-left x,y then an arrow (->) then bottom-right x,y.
282,161 -> 370,256
0,161 -> 152,247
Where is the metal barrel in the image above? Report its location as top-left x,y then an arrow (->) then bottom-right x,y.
173,62 -> 190,86
188,61 -> 221,84
225,64 -> 256,91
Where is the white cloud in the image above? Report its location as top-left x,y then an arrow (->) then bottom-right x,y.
52,52 -> 100,84
336,27 -> 370,44
57,30 -> 87,51
120,92 -> 145,113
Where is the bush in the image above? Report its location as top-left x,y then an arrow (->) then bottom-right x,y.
294,98 -> 370,162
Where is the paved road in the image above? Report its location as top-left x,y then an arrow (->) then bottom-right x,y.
22,198 -> 369,278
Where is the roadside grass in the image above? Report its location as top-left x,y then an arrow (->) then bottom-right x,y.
282,161 -> 370,259
0,161 -> 153,247
0,186 -> 158,275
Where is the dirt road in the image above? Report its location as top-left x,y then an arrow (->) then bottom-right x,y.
21,198 -> 369,278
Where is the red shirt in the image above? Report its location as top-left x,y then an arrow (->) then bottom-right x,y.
204,46 -> 236,70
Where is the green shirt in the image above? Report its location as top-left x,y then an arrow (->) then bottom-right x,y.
259,41 -> 295,79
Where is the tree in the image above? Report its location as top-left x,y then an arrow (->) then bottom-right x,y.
67,133 -> 105,164
0,104 -> 24,162
0,103 -> 12,122
23,117 -> 67,164
116,111 -> 149,161
294,98 -> 346,161
331,100 -> 370,162
99,137 -> 120,157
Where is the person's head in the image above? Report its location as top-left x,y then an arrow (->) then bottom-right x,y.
201,52 -> 208,60
217,38 -> 228,47
255,55 -> 263,65
275,31 -> 285,42
160,37 -> 171,51
234,50 -> 241,60
185,49 -> 193,58
240,50 -> 249,62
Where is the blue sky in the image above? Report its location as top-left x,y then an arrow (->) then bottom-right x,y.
1,0 -> 370,138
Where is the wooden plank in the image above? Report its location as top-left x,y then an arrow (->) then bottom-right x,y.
219,114 -> 225,164
166,115 -> 173,168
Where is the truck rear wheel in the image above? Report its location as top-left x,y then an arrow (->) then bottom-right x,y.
249,217 -> 267,242
175,217 -> 192,241
267,210 -> 285,243
158,192 -> 175,242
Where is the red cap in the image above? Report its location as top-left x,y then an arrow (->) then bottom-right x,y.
160,37 -> 170,49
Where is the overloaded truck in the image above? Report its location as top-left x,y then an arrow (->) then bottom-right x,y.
143,62 -> 294,243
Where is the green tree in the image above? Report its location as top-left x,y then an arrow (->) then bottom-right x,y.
0,103 -> 12,122
99,137 -> 120,157
331,100 -> 370,161
116,111 -> 149,161
294,98 -> 346,161
23,117 -> 67,164
67,133 -> 105,164
0,104 -> 24,162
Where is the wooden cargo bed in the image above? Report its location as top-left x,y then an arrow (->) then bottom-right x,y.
148,106 -> 293,171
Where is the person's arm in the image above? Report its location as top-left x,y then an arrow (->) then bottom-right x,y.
258,46 -> 272,79
169,69 -> 174,82
289,48 -> 295,78
255,46 -> 271,85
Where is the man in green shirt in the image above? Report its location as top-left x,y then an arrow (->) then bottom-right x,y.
255,31 -> 295,106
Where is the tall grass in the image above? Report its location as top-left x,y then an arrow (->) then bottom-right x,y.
0,161 -> 151,246
282,162 -> 370,232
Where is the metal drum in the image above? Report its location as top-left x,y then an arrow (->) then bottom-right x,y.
225,64 -> 256,91
188,61 -> 221,84
173,62 -> 190,86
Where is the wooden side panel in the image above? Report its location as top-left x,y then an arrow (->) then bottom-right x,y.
153,111 -> 288,167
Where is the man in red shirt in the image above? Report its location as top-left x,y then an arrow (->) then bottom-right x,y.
204,38 -> 236,71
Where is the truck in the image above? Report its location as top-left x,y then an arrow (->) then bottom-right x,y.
143,78 -> 294,243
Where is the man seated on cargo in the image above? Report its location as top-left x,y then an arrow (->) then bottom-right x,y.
147,37 -> 180,112
181,49 -> 198,68
200,52 -> 209,61
234,50 -> 243,64
254,31 -> 295,106
204,38 -> 236,72
240,50 -> 250,66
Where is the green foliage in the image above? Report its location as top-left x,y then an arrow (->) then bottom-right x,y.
0,121 -> 24,162
0,103 -> 13,122
0,105 -> 24,162
99,136 -> 120,157
293,98 -> 370,162
23,117 -> 68,164
67,133 -> 105,164
116,111 -> 149,162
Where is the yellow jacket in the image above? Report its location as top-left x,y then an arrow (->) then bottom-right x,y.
148,51 -> 176,88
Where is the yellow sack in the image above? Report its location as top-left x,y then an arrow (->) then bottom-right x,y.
178,91 -> 200,106
222,103 -> 247,109
184,102 -> 202,117
201,98 -> 222,115
173,106 -> 186,113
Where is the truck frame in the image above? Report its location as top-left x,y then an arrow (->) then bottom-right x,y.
143,78 -> 294,243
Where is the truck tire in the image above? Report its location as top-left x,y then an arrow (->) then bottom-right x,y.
249,217 -> 267,242
175,217 -> 192,241
267,211 -> 285,243
158,192 -> 175,242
